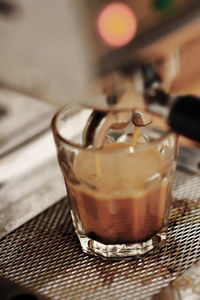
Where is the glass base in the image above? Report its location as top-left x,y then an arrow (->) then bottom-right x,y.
77,232 -> 167,259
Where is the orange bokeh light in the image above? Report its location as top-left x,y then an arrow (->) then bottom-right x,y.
97,2 -> 137,47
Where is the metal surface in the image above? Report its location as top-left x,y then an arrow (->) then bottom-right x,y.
0,277 -> 48,300
0,88 -> 56,157
178,146 -> 200,175
0,142 -> 66,239
0,167 -> 199,300
152,261 -> 200,299
0,88 -> 66,239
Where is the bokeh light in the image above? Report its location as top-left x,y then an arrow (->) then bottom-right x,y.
97,2 -> 137,47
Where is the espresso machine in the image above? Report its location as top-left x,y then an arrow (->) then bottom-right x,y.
0,0 -> 200,152
0,0 -> 200,299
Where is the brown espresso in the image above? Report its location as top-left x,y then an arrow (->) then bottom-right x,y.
65,144 -> 173,245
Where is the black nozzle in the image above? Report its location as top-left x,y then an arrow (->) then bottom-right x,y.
168,95 -> 200,142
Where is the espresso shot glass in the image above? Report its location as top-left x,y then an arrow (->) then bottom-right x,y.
51,105 -> 178,259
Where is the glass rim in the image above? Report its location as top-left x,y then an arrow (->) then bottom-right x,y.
51,104 -> 178,153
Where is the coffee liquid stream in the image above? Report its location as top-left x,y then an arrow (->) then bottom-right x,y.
65,126 -> 173,245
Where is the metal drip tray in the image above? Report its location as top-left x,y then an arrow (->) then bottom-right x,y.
0,167 -> 200,299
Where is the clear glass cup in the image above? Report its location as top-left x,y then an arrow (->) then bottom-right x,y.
51,104 -> 178,259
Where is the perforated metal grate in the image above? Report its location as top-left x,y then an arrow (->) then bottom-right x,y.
0,168 -> 200,300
